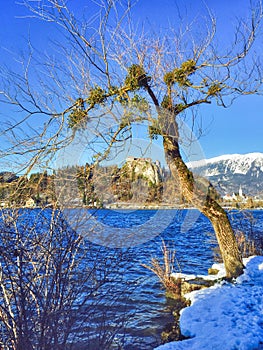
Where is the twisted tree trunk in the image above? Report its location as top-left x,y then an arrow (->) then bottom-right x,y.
163,133 -> 244,278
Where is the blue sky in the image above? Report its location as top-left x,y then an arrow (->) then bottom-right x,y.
0,0 -> 262,163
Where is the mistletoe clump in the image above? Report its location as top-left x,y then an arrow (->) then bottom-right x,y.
67,97 -> 87,128
148,119 -> 162,140
87,86 -> 107,106
207,82 -> 222,96
161,96 -> 186,113
130,94 -> 149,112
164,59 -> 196,87
68,109 -> 87,129
125,64 -> 151,90
67,86 -> 107,128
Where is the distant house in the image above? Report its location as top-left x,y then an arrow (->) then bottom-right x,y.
0,201 -> 8,208
222,193 -> 233,201
223,185 -> 246,202
25,198 -> 36,208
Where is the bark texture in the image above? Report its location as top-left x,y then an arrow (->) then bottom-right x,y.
163,132 -> 244,278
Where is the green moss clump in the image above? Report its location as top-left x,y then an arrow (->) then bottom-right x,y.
148,119 -> 162,139
172,67 -> 191,87
108,85 -> 119,95
163,59 -> 196,87
207,83 -> 222,96
120,116 -> 131,129
87,86 -> 106,105
181,59 -> 196,74
68,109 -> 87,129
125,64 -> 151,91
130,94 -> 149,111
163,72 -> 175,86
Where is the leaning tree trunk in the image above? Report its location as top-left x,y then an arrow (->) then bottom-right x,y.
163,134 -> 244,278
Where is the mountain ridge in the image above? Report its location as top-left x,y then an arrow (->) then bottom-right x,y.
188,152 -> 263,170
188,152 -> 263,197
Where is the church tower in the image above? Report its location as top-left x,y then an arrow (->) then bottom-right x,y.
239,185 -> 243,198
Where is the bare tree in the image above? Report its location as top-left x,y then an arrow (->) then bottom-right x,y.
0,208 -> 132,349
1,0 -> 263,280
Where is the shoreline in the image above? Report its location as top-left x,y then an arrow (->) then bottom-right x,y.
2,205 -> 263,210
103,203 -> 263,210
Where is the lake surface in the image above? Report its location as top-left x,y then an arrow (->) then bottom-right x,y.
76,208 -> 263,349
1,208 -> 263,349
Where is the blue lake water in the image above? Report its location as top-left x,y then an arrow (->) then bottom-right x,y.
71,208 -> 263,349
1,208 -> 263,349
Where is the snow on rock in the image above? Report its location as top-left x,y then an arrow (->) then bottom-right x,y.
188,152 -> 263,176
155,256 -> 263,350
189,153 -> 263,169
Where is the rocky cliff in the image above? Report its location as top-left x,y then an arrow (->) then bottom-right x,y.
111,157 -> 163,202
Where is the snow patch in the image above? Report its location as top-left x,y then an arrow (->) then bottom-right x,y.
155,256 -> 263,350
188,153 -> 263,177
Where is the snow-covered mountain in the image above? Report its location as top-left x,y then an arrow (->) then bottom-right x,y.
188,153 -> 263,196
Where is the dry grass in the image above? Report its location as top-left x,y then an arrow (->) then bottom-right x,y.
235,230 -> 260,257
142,240 -> 182,296
212,229 -> 262,262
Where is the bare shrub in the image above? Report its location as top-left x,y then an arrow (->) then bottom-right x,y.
142,240 -> 182,296
0,208 -> 130,349
235,230 -> 259,258
211,211 -> 263,262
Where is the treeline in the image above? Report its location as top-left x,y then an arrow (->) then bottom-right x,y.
1,166 -> 261,209
0,171 -> 55,207
0,162 -> 174,207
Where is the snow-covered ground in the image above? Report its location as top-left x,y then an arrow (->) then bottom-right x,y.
155,256 -> 263,350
